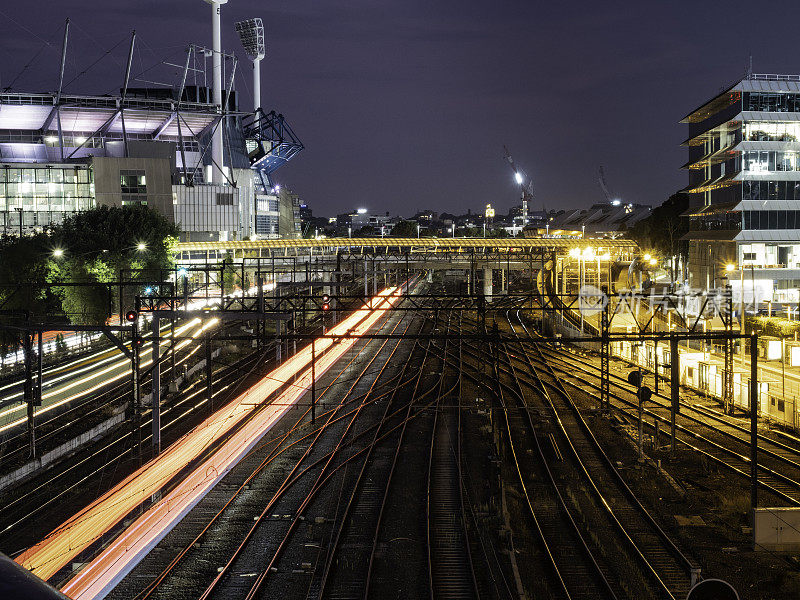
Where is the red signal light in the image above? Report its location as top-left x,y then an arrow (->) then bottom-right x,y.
125,310 -> 138,322
322,303 -> 330,311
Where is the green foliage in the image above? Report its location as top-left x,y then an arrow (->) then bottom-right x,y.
220,254 -> 236,292
389,220 -> 418,237
49,205 -> 179,323
354,225 -> 376,236
0,232 -> 61,354
747,315 -> 800,338
0,205 -> 179,332
626,193 -> 689,259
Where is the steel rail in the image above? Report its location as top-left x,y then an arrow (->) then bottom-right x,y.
507,310 -> 695,598
197,283 -> 420,600
133,305 -> 422,599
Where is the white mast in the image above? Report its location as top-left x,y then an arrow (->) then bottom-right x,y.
205,0 -> 227,184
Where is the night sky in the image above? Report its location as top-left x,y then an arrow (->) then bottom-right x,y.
0,1 -> 796,217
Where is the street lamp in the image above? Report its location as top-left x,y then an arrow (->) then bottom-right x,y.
417,223 -> 420,238
137,242 -> 147,252
52,248 -> 64,258
348,226 -> 352,238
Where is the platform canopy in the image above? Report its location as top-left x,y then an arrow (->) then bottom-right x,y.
175,236 -> 639,253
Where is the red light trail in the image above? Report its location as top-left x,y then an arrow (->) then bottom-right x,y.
16,288 -> 403,599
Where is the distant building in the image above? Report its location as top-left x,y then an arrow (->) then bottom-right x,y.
681,73 -> 800,302
545,202 -> 651,238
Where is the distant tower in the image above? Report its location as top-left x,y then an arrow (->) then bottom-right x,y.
204,0 -> 228,184
235,18 -> 266,112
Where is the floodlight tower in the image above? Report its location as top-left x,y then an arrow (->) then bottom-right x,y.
235,18 -> 265,112
204,0 -> 228,184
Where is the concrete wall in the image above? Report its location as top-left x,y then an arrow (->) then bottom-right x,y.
0,407 -> 126,493
92,154 -> 175,220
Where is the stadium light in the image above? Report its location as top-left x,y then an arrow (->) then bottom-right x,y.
235,18 -> 266,111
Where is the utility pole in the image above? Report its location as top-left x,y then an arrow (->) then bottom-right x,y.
205,331 -> 213,412
23,330 -> 35,458
600,286 -> 610,412
152,316 -> 161,456
670,335 -> 679,459
311,338 -> 316,424
724,284 -> 734,413
131,319 -> 142,465
750,332 -> 759,519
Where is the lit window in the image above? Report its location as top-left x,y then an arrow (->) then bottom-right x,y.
120,170 -> 147,195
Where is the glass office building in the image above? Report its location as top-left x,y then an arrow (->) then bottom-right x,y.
0,164 -> 94,231
682,74 -> 800,303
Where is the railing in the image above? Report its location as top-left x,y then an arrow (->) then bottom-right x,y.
748,74 -> 800,82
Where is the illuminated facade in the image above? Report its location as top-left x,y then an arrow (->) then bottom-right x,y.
0,91 -> 302,241
682,74 -> 800,302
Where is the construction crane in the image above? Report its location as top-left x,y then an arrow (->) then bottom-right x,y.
598,166 -> 622,206
503,145 -> 534,226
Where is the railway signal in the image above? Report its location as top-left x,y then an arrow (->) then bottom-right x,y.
125,310 -> 138,322
629,369 -> 653,461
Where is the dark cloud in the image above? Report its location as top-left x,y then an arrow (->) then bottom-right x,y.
0,1 -> 796,216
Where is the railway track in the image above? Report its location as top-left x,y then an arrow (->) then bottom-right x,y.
422,308 -> 696,599
108,285 -> 492,600
426,314 -> 478,600
103,283 -> 433,598
505,311 -> 696,598
0,331 -> 276,551
513,318 -> 800,506
0,293 -> 366,553
0,319 -> 207,467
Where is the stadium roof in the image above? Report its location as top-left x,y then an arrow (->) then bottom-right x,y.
0,92 -> 243,139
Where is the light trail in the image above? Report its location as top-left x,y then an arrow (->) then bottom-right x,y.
0,319 -> 205,435
0,282 -> 273,403
0,283 -> 277,434
16,288 -> 401,594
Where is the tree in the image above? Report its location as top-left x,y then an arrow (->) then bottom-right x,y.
219,254 -> 236,292
389,220 -> 418,237
46,205 -> 179,324
0,232 -> 61,355
626,192 -> 689,279
354,225 -> 376,237
48,205 -> 179,323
